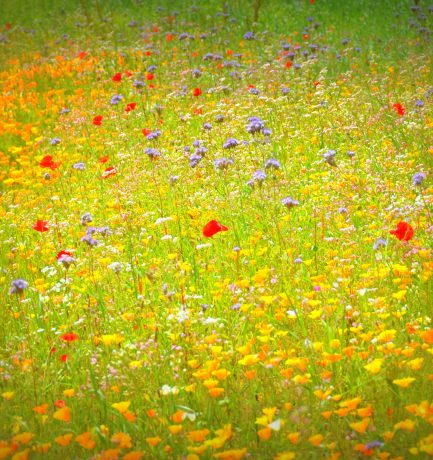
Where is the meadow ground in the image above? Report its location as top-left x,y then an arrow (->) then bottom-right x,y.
0,0 -> 433,459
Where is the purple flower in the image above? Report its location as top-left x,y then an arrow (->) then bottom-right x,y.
60,108 -> 70,115
253,170 -> 267,183
365,441 -> 384,450
58,254 -> 75,268
10,279 -> 28,295
223,138 -> 239,149
192,68 -> 202,77
110,94 -> 123,105
147,65 -> 157,73
203,122 -> 212,130
215,114 -> 225,123
189,153 -> 202,167
214,157 -> 234,170
195,146 -> 208,156
243,31 -> 255,40
179,32 -> 189,40
412,172 -> 426,186
249,87 -> 260,95
146,130 -> 162,140
281,87 -> 291,95
346,150 -> 356,157
144,147 -> 161,160
133,80 -> 145,88
170,175 -> 179,185
265,158 -> 281,169
294,257 -> 303,264
373,237 -> 387,250
323,150 -> 337,166
81,212 -> 93,225
415,99 -> 424,107
282,197 -> 299,208
73,162 -> 85,170
192,140 -> 203,148
338,207 -> 348,214
81,234 -> 99,246
50,138 -> 61,146
262,128 -> 272,136
246,116 -> 265,134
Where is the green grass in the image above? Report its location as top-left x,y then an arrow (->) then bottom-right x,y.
0,0 -> 433,459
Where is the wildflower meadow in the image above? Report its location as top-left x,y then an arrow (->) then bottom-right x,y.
1,0 -> 433,458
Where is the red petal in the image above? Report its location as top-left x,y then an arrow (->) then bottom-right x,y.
203,220 -> 228,237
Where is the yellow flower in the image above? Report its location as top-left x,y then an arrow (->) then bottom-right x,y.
54,434 -> 73,447
214,448 -> 248,460
350,418 -> 370,434
111,401 -> 131,414
393,377 -> 416,388
111,432 -> 132,449
364,358 -> 383,374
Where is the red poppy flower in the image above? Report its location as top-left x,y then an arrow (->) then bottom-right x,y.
390,222 -> 414,241
98,155 -> 109,164
5,23 -> 12,30
125,102 -> 137,112
57,250 -> 73,260
203,220 -> 228,238
34,220 -> 49,232
247,84 -> 255,89
61,332 -> 78,342
166,34 -> 174,41
60,354 -> 69,363
142,128 -> 151,136
54,400 -> 66,408
93,115 -> 103,126
145,51 -> 152,56
146,73 -> 154,80
193,88 -> 202,97
148,83 -> 154,89
393,103 -> 405,116
102,166 -> 117,179
125,70 -> 133,77
112,72 -> 122,82
40,155 -> 60,170
77,52 -> 87,59
285,61 -> 293,69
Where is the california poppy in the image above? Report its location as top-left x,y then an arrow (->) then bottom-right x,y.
390,222 -> 414,241
203,220 -> 228,237
34,220 -> 49,232
98,156 -> 109,164
93,115 -> 103,126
